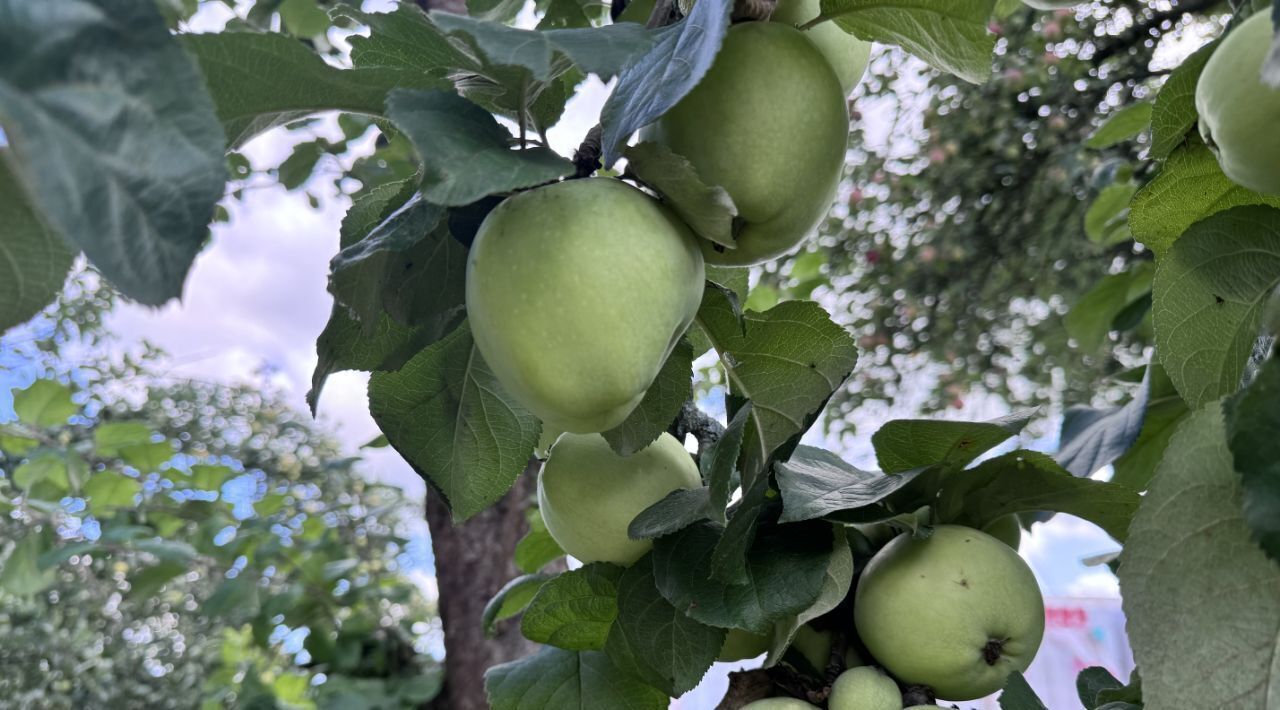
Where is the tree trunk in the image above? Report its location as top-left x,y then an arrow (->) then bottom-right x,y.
424,460 -> 539,710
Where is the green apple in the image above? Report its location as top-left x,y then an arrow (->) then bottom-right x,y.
537,432 -> 701,565
829,666 -> 901,710
853,525 -> 1045,700
742,699 -> 820,710
980,514 -> 1022,550
1196,11 -> 1280,195
641,22 -> 848,266
790,624 -> 833,672
771,0 -> 872,95
533,425 -> 565,459
718,628 -> 771,662
466,178 -> 704,433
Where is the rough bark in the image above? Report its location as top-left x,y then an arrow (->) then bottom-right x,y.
425,460 -> 539,710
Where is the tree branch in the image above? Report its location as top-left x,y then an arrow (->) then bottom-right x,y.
668,400 -> 726,455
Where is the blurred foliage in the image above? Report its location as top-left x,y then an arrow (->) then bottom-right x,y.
0,275 -> 441,709
757,1 -> 1225,437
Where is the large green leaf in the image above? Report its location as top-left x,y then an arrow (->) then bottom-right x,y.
385,89 -> 573,206
83,471 -> 143,512
871,410 -> 1031,473
624,142 -> 738,248
1064,264 -> 1153,352
514,506 -> 566,574
601,339 -> 693,457
1118,404 -> 1280,708
12,380 -> 77,428
521,563 -> 623,651
1149,39 -> 1216,161
1083,102 -> 1151,149
604,556 -> 724,696
367,321 -> 540,521
599,0 -> 733,162
1153,205 -> 1280,408
1130,141 -> 1280,256
763,528 -> 852,666
774,445 -> 922,523
1110,367 -> 1188,491
0,0 -> 226,305
481,573 -> 552,636
936,450 -> 1141,542
697,292 -> 858,475
1056,369 -> 1149,479
0,155 -> 74,335
182,31 -> 449,147
484,646 -> 668,710
0,534 -> 55,597
651,520 -> 834,634
816,0 -> 995,83
1225,356 -> 1280,562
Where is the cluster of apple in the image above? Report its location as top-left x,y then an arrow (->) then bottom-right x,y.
465,0 -> 861,439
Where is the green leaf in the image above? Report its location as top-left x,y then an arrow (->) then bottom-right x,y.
0,427 -> 39,456
0,534 -> 55,597
1056,368 -> 1151,479
1065,264 -> 1153,352
0,0 -> 227,305
1083,183 -> 1136,246
0,156 -> 74,334
1118,404 -> 1280,708
12,380 -> 76,428
651,520 -> 835,634
367,320 -> 540,521
82,471 -> 143,512
432,14 -> 654,81
764,527 -> 853,665
774,445 -> 922,523
1111,366 -> 1188,491
182,31 -> 450,147
521,563 -> 624,650
871,410 -> 1031,473
1084,103 -> 1152,149
95,422 -> 172,472
13,452 -> 69,493
188,464 -> 236,491
998,672 -> 1048,710
1225,355 -> 1280,562
1130,140 -> 1280,256
627,487 -> 713,540
309,179 -> 448,412
132,539 -> 199,564
385,89 -> 573,207
936,450 -> 1141,542
703,401 -> 751,525
515,507 -> 566,573
279,0 -> 330,37
484,646 -> 668,710
599,0 -> 733,163
482,573 -> 552,636
697,293 -> 858,475
128,561 -> 188,598
1076,667 -> 1124,709
624,142 -> 738,247
604,556 -> 724,696
1152,205 -> 1280,408
1150,39 -> 1216,161
204,575 -> 261,618
708,474 -> 771,585
602,339 -> 693,456
37,541 -> 98,570
816,0 -> 996,84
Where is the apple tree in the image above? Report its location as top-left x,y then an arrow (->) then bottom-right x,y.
1,0 -> 1278,708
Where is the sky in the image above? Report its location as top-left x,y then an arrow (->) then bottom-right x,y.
2,1 -> 1133,706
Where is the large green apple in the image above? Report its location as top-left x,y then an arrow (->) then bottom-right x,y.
466,178 -> 704,433
537,432 -> 701,565
640,22 -> 848,266
718,628 -> 771,662
853,525 -> 1045,700
828,666 -> 901,710
742,699 -> 820,710
770,0 -> 872,95
1196,11 -> 1280,195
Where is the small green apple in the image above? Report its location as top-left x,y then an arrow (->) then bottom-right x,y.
980,514 -> 1022,550
466,178 -> 704,433
854,525 -> 1045,700
533,425 -> 565,459
828,666 -> 901,710
1196,11 -> 1280,195
789,624 -> 833,673
641,22 -> 848,266
770,0 -> 872,94
718,628 -> 771,662
741,699 -> 820,710
537,432 -> 701,565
